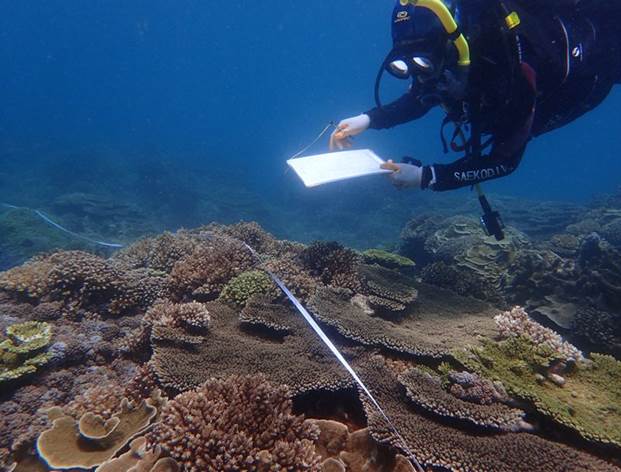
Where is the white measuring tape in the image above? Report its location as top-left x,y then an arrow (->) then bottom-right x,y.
242,242 -> 424,472
1,203 -> 124,249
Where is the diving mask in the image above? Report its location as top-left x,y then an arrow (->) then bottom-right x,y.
387,54 -> 438,80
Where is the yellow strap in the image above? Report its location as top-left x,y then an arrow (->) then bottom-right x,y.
400,0 -> 471,66
505,11 -> 521,30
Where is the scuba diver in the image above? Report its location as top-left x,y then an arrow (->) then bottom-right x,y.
330,0 -> 621,193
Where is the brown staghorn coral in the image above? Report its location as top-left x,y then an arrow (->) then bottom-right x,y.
37,398 -> 157,470
300,241 -> 362,289
151,299 -> 353,394
169,236 -> 255,300
308,285 -> 497,358
398,368 -> 529,432
261,256 -> 319,302
124,362 -> 162,405
147,374 -> 321,472
65,383 -> 126,421
359,356 -> 618,472
1,251 -> 167,317
144,300 -> 210,331
202,221 -> 285,256
495,306 -> 584,362
112,231 -> 197,273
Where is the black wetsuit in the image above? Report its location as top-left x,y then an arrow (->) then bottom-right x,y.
366,0 -> 621,191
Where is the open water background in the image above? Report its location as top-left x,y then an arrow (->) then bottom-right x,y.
1,0 -> 620,262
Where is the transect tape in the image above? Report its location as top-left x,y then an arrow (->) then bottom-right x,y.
1,203 -> 124,248
242,242 -> 424,472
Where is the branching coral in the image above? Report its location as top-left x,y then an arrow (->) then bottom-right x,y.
0,251 -> 166,316
219,270 -> 277,307
0,321 -> 52,385
170,237 -> 254,300
494,306 -> 584,362
144,301 -> 210,331
147,374 -> 321,472
300,241 -> 361,287
261,256 -> 319,302
113,231 -> 197,273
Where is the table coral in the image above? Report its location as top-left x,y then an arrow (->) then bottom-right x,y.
454,337 -> 621,447
151,299 -> 353,394
360,357 -> 617,472
1,321 -> 52,385
357,264 -> 418,316
399,368 -> 528,432
362,249 -> 415,271
147,374 -> 321,472
308,285 -> 497,358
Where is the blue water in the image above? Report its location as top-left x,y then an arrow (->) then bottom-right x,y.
1,0 -> 620,255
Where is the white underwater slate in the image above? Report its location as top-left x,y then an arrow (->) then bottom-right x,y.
287,149 -> 391,188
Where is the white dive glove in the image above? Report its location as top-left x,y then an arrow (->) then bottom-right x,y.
380,160 -> 423,190
329,114 -> 371,150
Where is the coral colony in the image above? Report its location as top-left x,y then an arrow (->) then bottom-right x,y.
0,221 -> 620,471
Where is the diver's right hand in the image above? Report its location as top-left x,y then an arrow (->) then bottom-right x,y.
329,114 -> 370,150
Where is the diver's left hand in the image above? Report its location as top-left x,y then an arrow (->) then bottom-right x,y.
380,160 -> 423,189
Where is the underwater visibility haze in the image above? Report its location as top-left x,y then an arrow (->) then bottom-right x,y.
1,0 -> 621,471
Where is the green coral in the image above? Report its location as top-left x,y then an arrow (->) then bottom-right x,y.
219,270 -> 275,307
362,249 -> 415,271
0,321 -> 53,384
454,336 -> 621,447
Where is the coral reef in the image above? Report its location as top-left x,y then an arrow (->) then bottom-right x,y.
219,269 -> 277,307
96,436 -> 179,472
400,215 -> 529,302
147,374 -> 321,472
37,398 -> 157,469
495,306 -> 584,362
361,249 -> 415,271
454,337 -> 621,447
357,264 -> 417,316
170,236 -> 255,300
1,321 -> 52,385
360,356 -> 617,472
309,285 -> 497,358
310,419 -> 415,472
151,299 -> 353,394
399,368 -> 528,432
2,220 -> 621,470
